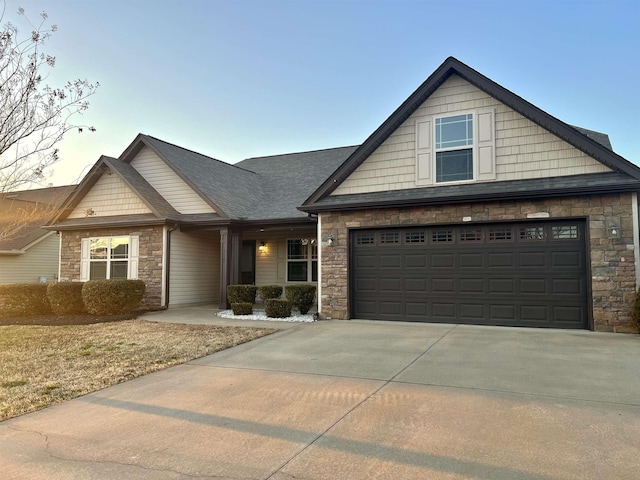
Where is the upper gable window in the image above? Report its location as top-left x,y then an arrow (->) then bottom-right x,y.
435,113 -> 474,183
416,108 -> 495,186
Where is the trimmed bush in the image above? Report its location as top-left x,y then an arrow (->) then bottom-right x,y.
231,302 -> 253,315
258,285 -> 283,301
265,298 -> 291,318
82,279 -> 146,315
0,283 -> 52,317
227,285 -> 258,304
47,282 -> 86,315
285,285 -> 317,315
633,288 -> 640,331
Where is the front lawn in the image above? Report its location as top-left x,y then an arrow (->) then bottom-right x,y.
0,319 -> 276,421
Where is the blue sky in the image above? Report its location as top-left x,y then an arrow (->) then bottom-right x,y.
5,0 -> 639,187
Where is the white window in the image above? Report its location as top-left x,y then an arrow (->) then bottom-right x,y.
287,239 -> 317,282
80,236 -> 139,281
416,108 -> 495,186
435,113 -> 474,183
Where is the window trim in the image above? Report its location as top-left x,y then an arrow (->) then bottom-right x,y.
80,235 -> 139,281
434,111 -> 475,184
286,238 -> 317,283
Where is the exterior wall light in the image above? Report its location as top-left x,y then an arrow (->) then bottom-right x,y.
606,217 -> 621,239
326,234 -> 335,247
258,241 -> 267,252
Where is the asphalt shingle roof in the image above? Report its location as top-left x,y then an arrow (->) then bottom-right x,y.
1,186 -> 75,251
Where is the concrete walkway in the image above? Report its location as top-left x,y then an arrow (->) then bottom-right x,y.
1,315 -> 639,479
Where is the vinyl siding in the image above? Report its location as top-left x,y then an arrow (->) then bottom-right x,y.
0,233 -> 59,283
131,146 -> 216,214
333,74 -> 610,195
245,230 -> 317,287
68,171 -> 152,218
169,229 -> 220,306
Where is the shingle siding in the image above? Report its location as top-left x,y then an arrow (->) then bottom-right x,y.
67,172 -> 152,218
333,75 -> 610,195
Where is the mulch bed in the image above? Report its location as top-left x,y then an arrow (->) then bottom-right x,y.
0,312 -> 142,326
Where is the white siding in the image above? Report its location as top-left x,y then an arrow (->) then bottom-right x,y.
131,146 -> 215,214
68,171 -> 151,218
169,229 -> 220,306
333,75 -> 610,195
0,233 -> 59,284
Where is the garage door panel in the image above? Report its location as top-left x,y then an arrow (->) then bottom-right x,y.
518,251 -> 547,267
355,254 -> 377,269
460,303 -> 485,319
520,278 -> 547,294
405,254 -> 427,268
433,303 -> 456,319
459,253 -> 484,268
379,278 -> 402,292
432,253 -> 455,267
405,278 -> 428,292
380,255 -> 402,268
432,278 -> 455,293
459,278 -> 484,294
487,252 -> 514,268
552,278 -> 584,295
351,221 -> 588,329
552,251 -> 582,267
489,278 -> 515,294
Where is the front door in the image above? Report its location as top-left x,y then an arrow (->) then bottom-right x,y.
240,240 -> 256,284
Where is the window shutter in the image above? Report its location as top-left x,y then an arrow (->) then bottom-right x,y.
476,108 -> 496,181
128,235 -> 139,279
80,238 -> 90,281
415,119 -> 433,185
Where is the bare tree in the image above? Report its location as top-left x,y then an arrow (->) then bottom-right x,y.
0,2 -> 99,193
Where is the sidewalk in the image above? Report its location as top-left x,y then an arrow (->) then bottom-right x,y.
141,304 -> 303,330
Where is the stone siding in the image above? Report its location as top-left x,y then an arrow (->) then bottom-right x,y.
60,226 -> 164,309
320,193 -> 638,333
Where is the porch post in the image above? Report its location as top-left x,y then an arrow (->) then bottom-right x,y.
219,228 -> 229,309
230,230 -> 242,286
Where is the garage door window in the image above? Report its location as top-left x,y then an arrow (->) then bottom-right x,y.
489,227 -> 513,241
520,226 -> 545,240
552,225 -> 579,239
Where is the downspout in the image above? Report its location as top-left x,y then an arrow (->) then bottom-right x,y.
163,224 -> 179,309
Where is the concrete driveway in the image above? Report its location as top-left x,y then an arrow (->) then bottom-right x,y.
1,319 -> 639,479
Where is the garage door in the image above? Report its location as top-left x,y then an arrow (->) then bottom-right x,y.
351,221 -> 588,329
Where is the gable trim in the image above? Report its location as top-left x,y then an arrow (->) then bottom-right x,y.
121,134 -> 229,218
50,156 -> 163,224
303,57 -> 640,206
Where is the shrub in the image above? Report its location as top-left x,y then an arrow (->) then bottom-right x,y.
0,283 -> 51,317
265,299 -> 291,318
258,285 -> 283,301
82,279 -> 146,315
47,282 -> 86,315
227,285 -> 258,304
285,285 -> 317,315
231,302 -> 253,315
633,288 -> 640,331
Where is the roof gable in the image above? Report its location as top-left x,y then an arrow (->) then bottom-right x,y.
303,57 -> 640,207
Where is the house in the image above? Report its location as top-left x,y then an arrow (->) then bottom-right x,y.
49,57 -> 640,333
0,186 -> 75,284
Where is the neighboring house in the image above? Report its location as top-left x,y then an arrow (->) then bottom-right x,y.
49,57 -> 640,332
0,186 -> 75,284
